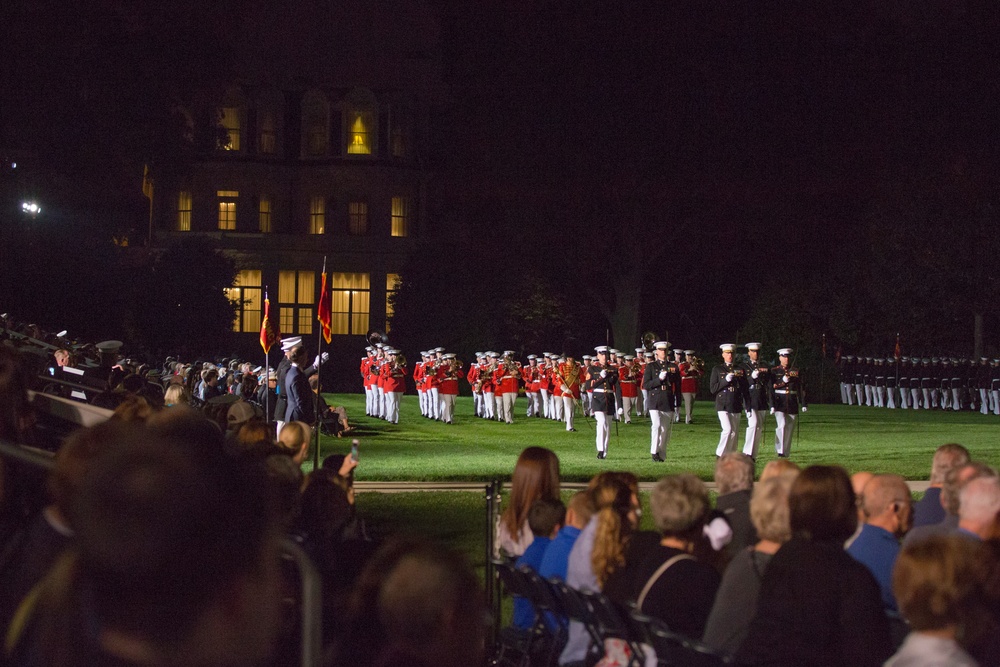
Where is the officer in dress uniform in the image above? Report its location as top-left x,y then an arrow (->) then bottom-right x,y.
885,357 -> 898,409
587,346 -> 618,459
976,357 -> 991,415
897,357 -> 910,409
642,341 -> 681,462
742,342 -> 771,460
710,343 -> 749,457
770,347 -> 807,457
839,355 -> 854,405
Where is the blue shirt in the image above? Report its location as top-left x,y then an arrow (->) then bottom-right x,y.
847,523 -> 900,612
538,525 -> 582,582
512,536 -> 552,629
911,487 -> 945,528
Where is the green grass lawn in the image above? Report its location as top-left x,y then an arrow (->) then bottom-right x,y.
315,394 -> 1000,482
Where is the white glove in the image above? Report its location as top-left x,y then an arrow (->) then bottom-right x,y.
658,371 -> 667,381
726,373 -> 734,382
783,375 -> 790,383
600,370 -> 607,378
321,352 -> 329,363
561,385 -> 570,394
751,370 -> 759,379
746,411 -> 752,419
769,407 -> 775,415
314,355 -> 322,368
802,406 -> 808,413
617,407 -> 624,416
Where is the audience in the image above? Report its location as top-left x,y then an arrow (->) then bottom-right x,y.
703,469 -> 798,654
905,461 -> 998,547
737,465 -> 893,667
510,497 -> 565,633
497,446 -> 561,558
956,475 -> 1000,540
714,453 -> 758,560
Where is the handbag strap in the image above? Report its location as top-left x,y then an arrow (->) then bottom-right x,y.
636,553 -> 694,611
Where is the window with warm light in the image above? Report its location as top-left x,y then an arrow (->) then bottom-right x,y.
310,197 -> 325,234
258,111 -> 276,154
217,191 -> 238,230
259,196 -> 272,233
278,270 -> 315,335
386,273 -> 401,331
225,270 -> 262,332
391,197 -> 409,237
331,273 -> 370,335
348,201 -> 368,235
177,191 -> 192,232
220,107 -> 241,151
347,113 -> 372,154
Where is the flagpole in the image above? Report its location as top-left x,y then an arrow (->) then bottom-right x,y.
314,257 -> 328,470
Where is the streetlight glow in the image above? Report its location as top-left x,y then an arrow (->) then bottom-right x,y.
21,201 -> 40,215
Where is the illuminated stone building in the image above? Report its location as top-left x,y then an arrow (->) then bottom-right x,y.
148,2 -> 442,375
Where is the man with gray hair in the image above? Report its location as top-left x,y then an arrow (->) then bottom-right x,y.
847,474 -> 913,612
912,443 -> 971,528
905,461 -> 998,547
957,475 -> 1000,540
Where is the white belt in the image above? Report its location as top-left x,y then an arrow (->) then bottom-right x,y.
775,389 -> 794,394
592,388 -> 606,393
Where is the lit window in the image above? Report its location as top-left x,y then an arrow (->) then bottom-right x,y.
225,270 -> 262,332
217,190 -> 238,231
278,270 -> 315,335
177,191 -> 192,232
310,197 -> 325,234
349,201 -> 368,235
391,197 -> 409,237
258,112 -> 275,154
347,113 -> 371,154
386,273 -> 401,332
331,273 -> 370,335
259,196 -> 272,233
302,92 -> 329,157
220,107 -> 241,151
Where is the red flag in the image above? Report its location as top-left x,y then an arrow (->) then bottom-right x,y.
260,296 -> 281,354
894,334 -> 901,360
318,271 -> 332,344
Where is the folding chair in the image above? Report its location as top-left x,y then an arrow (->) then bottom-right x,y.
579,589 -> 647,667
519,568 -> 568,666
629,609 -> 734,667
547,579 -> 606,667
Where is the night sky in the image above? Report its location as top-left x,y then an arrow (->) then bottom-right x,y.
2,0 -> 999,359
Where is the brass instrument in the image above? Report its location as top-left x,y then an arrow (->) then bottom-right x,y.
641,332 -> 658,351
367,330 -> 388,347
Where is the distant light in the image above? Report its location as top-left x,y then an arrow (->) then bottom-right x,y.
10,162 -> 15,169
21,201 -> 40,215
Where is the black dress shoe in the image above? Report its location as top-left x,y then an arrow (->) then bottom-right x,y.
568,428 -> 577,432
597,451 -> 606,460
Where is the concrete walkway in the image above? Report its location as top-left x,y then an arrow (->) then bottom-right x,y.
355,480 -> 932,493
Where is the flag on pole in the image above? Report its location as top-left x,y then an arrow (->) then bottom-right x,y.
318,263 -> 332,344
894,333 -> 901,360
141,164 -> 154,200
260,293 -> 281,354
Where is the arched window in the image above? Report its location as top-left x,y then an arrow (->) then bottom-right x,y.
301,90 -> 329,157
343,88 -> 378,157
257,88 -> 283,156
219,86 -> 247,152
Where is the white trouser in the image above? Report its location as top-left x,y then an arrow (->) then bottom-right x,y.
716,411 -> 741,457
586,392 -> 593,415
365,386 -> 373,414
621,396 -> 634,423
683,393 -> 695,422
940,389 -> 950,410
992,389 -> 1000,415
502,392 -> 516,423
639,390 -> 648,416
563,396 -> 576,431
911,388 -> 921,409
864,385 -> 873,406
376,387 -> 386,417
526,391 -> 537,416
594,411 -> 609,454
440,394 -> 455,423
980,388 -> 989,414
474,391 -> 482,417
744,409 -> 766,459
899,387 -> 909,409
774,411 -> 796,456
275,420 -> 285,439
417,389 -> 427,416
553,395 -> 564,421
483,392 -> 495,419
635,390 -> 644,416
952,388 -> 962,410
841,383 -> 852,405
649,409 -> 674,457
922,388 -> 932,408
385,391 -> 401,424
886,388 -> 896,409
540,389 -> 549,417
428,387 -> 440,419
875,386 -> 885,408
855,384 -> 864,405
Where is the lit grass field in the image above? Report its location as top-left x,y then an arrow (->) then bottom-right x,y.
316,393 -> 1000,482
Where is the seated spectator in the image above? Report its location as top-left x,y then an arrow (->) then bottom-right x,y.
604,474 -> 720,640
109,395 -> 154,423
0,345 -> 36,446
847,474 -> 913,613
957,475 -> 1000,541
539,491 -> 594,582
905,461 -> 998,547
714,453 -> 757,560
309,375 -> 352,436
9,420 -> 282,666
759,458 -> 800,482
497,447 -> 561,559
278,421 -> 312,465
912,444 -> 970,528
886,536 -> 983,667
231,419 -> 279,459
703,470 -> 798,655
845,470 -> 875,548
736,465 -> 893,667
198,367 -> 222,402
331,536 -> 486,667
162,383 -> 191,407
510,497 -> 566,633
